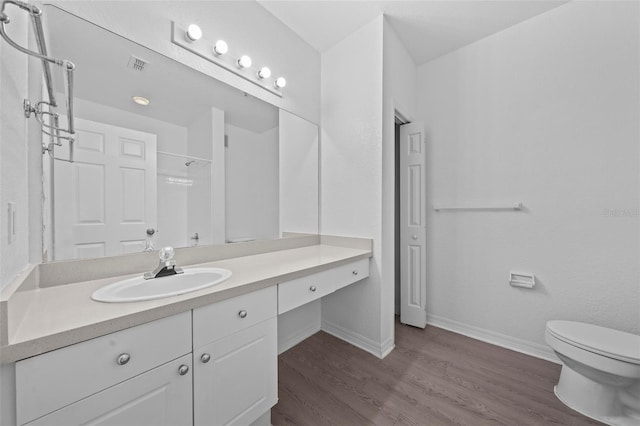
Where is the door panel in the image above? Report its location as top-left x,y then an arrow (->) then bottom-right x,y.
54,118 -> 157,260
400,122 -> 427,328
194,318 -> 277,426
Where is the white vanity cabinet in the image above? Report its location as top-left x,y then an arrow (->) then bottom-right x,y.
15,312 -> 192,426
7,253 -> 370,426
192,286 -> 278,426
24,354 -> 193,426
278,258 -> 369,314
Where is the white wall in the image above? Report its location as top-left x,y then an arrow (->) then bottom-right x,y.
184,111 -> 211,248
0,10 -> 30,290
417,1 -> 640,357
225,124 -> 279,242
381,19 -> 419,344
186,107 -> 225,246
156,154 -> 188,249
279,109 -> 319,235
320,17 -> 390,357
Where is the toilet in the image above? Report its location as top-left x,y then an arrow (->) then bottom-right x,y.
545,321 -> 640,425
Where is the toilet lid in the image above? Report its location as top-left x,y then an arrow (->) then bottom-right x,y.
546,321 -> 640,365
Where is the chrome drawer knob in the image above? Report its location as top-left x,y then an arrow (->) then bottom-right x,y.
309,285 -> 317,292
178,364 -> 189,376
201,353 -> 211,363
238,310 -> 248,319
352,270 -> 358,276
116,353 -> 130,366
412,235 -> 418,240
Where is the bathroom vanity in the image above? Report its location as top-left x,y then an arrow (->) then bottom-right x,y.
0,236 -> 371,425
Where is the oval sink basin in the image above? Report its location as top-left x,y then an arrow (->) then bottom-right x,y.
92,267 -> 232,303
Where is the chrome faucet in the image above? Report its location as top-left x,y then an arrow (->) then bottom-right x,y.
144,246 -> 184,280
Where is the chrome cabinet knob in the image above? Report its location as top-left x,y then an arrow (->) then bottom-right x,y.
238,310 -> 248,319
412,235 -> 418,240
309,285 -> 317,292
201,353 -> 211,363
116,353 -> 130,366
352,270 -> 358,276
178,364 -> 189,376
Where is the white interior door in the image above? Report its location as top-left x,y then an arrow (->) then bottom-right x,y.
400,122 -> 427,328
54,118 -> 157,260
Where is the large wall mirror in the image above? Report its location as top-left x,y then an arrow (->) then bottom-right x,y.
41,6 -> 319,262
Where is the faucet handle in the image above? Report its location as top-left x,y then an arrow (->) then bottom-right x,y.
159,246 -> 175,262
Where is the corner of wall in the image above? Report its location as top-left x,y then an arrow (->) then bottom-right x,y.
0,7 -> 30,290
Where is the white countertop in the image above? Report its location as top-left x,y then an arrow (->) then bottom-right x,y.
1,244 -> 371,363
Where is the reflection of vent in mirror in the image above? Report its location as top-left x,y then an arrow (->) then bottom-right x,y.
127,55 -> 149,71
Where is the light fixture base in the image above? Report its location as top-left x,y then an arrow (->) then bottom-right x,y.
170,21 -> 283,98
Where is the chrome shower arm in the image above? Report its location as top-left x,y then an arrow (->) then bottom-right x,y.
0,0 -> 76,160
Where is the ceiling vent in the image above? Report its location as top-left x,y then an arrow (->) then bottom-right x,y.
127,55 -> 149,72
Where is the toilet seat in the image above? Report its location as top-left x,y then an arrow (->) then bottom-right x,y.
546,321 -> 640,365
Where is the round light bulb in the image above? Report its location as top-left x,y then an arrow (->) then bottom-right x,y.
237,55 -> 252,69
185,24 -> 202,42
274,77 -> 287,89
213,40 -> 228,56
257,67 -> 271,79
132,96 -> 150,106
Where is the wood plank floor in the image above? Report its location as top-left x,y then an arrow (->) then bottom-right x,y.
272,320 -> 602,425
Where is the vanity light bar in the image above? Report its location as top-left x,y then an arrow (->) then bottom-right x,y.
172,22 -> 285,98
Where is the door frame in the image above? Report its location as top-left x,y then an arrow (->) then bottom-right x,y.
394,109 -> 427,328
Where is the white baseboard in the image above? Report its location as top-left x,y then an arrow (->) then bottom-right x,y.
278,321 -> 320,354
321,319 -> 391,359
380,336 -> 395,359
426,314 -> 560,364
248,410 -> 271,426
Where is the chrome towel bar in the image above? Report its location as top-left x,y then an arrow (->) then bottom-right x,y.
433,202 -> 524,212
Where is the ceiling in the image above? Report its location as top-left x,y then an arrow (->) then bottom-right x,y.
258,0 -> 568,64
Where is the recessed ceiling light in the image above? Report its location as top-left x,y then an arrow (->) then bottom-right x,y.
132,96 -> 150,106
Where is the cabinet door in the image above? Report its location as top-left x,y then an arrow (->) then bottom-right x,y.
17,312 -> 191,425
25,355 -> 192,426
194,318 -> 277,426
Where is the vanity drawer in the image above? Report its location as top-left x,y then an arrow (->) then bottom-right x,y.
278,268 -> 335,315
16,311 -> 191,425
333,258 -> 369,291
193,286 -> 277,348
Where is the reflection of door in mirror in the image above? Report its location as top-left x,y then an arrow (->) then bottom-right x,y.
53,118 -> 157,260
